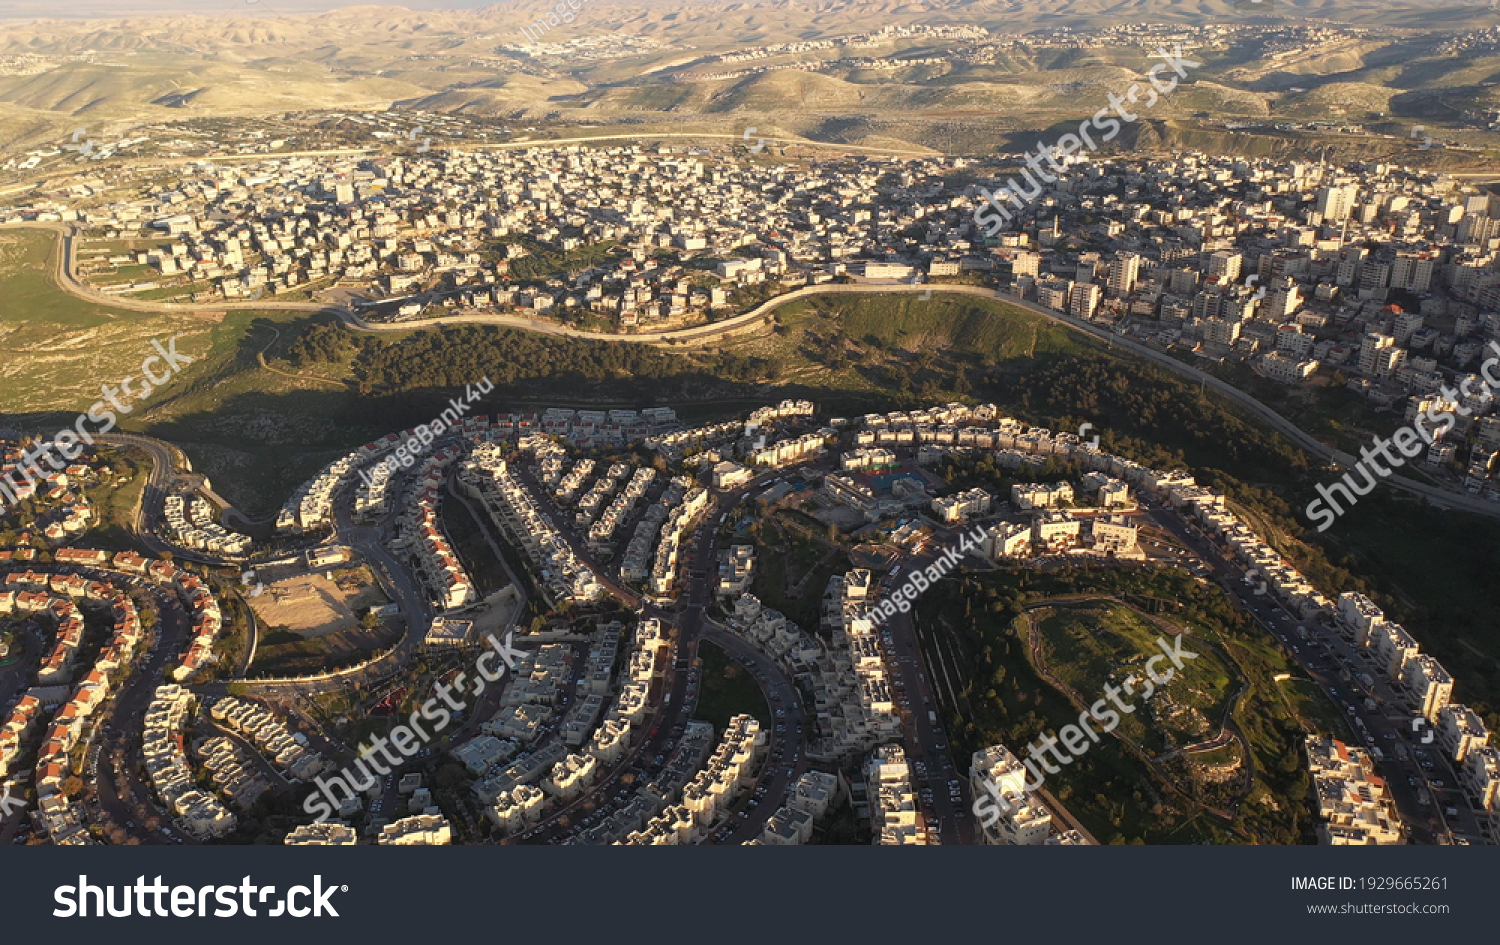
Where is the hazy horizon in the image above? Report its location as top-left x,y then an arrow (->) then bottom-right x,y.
0,0 -> 1469,22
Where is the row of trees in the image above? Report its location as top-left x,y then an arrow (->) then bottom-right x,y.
286,321 -> 782,396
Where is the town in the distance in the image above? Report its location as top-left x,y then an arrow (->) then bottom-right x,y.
0,1 -> 1498,848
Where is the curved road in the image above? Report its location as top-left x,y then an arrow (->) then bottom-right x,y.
18,221 -> 1500,520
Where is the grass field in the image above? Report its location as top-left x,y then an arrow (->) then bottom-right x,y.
0,229 -> 224,414
714,292 -> 1093,399
1031,602 -> 1234,755
917,567 -> 1314,844
692,639 -> 769,735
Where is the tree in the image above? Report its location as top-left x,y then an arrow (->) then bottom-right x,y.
435,763 -> 466,790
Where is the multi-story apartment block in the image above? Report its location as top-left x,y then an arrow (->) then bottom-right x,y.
1306,735 -> 1403,845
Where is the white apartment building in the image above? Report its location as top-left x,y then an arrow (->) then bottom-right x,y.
969,744 -> 1053,845
711,460 -> 753,490
1257,350 -> 1319,384
982,521 -> 1032,559
1089,517 -> 1139,556
1402,655 -> 1453,723
378,813 -> 453,845
284,823 -> 359,846
1437,705 -> 1490,764
1107,252 -> 1141,296
1011,481 -> 1073,510
1461,746 -> 1500,815
1031,510 -> 1081,553
1306,735 -> 1403,845
865,744 -> 928,845
1068,282 -> 1101,319
931,487 -> 991,524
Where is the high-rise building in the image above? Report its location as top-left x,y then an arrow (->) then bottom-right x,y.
1203,317 -> 1242,346
1068,282 -> 1101,319
1107,252 -> 1141,296
1261,278 -> 1301,322
1391,252 -> 1435,293
1392,310 -> 1424,345
1358,332 -> 1402,376
1010,251 -> 1041,279
1359,260 -> 1391,300
1205,250 -> 1242,284
1076,252 -> 1101,284
1336,246 -> 1368,287
1457,214 -> 1500,244
1316,185 -> 1356,223
1168,268 -> 1198,295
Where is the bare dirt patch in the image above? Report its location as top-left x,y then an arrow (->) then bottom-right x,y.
248,574 -> 366,638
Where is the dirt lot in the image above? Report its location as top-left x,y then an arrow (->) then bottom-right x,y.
248,572 -> 380,638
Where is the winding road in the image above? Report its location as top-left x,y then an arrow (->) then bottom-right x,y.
14,219 -> 1500,524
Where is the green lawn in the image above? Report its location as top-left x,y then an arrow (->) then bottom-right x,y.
692,639 -> 769,734
1033,602 -> 1234,755
916,567 -> 1313,844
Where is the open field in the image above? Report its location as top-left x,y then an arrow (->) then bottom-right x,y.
246,574 -> 366,639
919,568 -> 1314,844
1030,602 -> 1235,755
692,639 -> 769,735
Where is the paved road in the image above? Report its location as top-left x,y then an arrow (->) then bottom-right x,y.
1142,493 -> 1460,844
678,491 -> 812,844
201,451 -> 433,697
90,432 -> 250,567
873,523 -> 979,844
20,220 -> 1497,522
87,570 -> 195,845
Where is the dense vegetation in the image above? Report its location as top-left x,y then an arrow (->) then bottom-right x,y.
921,566 -> 1314,845
286,321 -> 778,397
